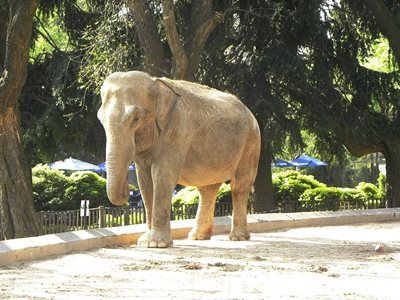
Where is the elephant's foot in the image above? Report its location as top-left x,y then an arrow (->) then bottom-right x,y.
188,227 -> 212,240
229,228 -> 250,241
137,229 -> 173,248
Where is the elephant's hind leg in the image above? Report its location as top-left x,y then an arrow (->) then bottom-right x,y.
229,186 -> 251,241
229,149 -> 258,241
188,183 -> 221,240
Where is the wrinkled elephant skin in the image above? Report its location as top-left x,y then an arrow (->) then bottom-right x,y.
98,71 -> 260,248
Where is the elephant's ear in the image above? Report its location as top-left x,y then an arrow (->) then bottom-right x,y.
152,78 -> 180,132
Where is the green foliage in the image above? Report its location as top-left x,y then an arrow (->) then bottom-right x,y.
78,2 -> 142,93
377,173 -> 387,195
32,165 -> 113,211
272,170 -> 325,204
216,183 -> 232,203
64,171 -> 108,208
172,186 -> 200,205
359,37 -> 393,73
22,1 -> 106,165
172,183 -> 232,205
356,182 -> 382,199
298,182 -> 383,211
31,14 -> 72,61
275,170 -> 383,211
32,164 -> 71,211
170,171 -> 385,211
299,187 -> 342,211
340,188 -> 367,205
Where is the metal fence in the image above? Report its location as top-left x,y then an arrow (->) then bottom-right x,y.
38,198 -> 385,235
39,206 -> 146,235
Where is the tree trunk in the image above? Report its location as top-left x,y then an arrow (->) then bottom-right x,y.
127,0 -> 224,80
184,1 -> 224,80
0,3 -> 8,71
0,107 -> 39,239
253,129 -> 275,212
0,0 -> 40,240
382,142 -> 400,208
125,0 -> 168,76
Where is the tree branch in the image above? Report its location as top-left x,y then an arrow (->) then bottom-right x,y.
34,15 -> 62,53
364,0 -> 400,64
161,0 -> 188,79
125,0 -> 167,76
185,11 -> 224,80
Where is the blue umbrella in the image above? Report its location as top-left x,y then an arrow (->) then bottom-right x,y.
290,154 -> 328,167
49,157 -> 101,172
272,159 -> 295,167
98,162 -> 136,172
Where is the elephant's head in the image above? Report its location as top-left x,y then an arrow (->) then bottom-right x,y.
97,71 -> 177,206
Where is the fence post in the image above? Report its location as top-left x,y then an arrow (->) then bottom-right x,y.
123,209 -> 130,225
99,206 -> 106,228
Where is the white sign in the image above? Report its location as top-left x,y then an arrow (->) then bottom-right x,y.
80,200 -> 90,217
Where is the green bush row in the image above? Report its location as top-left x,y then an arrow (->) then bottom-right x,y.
33,165 -> 385,212
172,170 -> 385,210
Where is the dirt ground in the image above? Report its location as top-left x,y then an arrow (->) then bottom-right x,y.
1,221 -> 400,300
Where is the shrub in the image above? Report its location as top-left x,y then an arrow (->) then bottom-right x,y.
172,186 -> 199,205
355,181 -> 384,208
299,183 -> 383,212
356,182 -> 382,199
340,188 -> 367,208
273,170 -> 325,206
172,183 -> 233,205
216,183 -> 231,203
32,164 -> 71,211
377,173 -> 386,196
32,165 -> 132,211
299,187 -> 342,211
64,171 -> 109,209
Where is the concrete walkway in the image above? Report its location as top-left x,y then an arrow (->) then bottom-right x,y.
1,208 -> 399,267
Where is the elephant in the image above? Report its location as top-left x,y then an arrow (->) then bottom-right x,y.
97,71 -> 260,248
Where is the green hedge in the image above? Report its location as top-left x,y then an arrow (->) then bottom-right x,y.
171,170 -> 385,211
34,165 -> 385,212
33,164 -> 114,211
272,170 -> 325,208
299,187 -> 342,210
172,183 -> 231,205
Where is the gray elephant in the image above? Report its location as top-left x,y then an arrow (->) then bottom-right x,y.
98,71 -> 260,248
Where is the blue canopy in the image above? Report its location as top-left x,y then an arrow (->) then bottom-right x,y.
49,157 -> 101,172
272,159 -> 295,167
290,155 -> 328,167
98,162 -> 135,172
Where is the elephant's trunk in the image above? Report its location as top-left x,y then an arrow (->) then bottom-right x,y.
106,149 -> 130,206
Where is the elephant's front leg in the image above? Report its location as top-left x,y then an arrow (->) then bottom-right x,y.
136,165 -> 153,232
137,166 -> 176,248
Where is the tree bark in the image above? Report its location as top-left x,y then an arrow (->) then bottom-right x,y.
382,141 -> 400,208
161,0 -> 188,79
184,0 -> 224,80
125,0 -> 168,76
0,0 -> 40,240
253,135 -> 275,212
0,3 -> 8,72
127,0 -> 224,80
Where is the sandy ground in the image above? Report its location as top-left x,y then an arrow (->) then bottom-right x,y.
1,221 -> 400,300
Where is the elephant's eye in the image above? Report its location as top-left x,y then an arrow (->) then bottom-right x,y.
130,116 -> 140,128
123,105 -> 141,128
